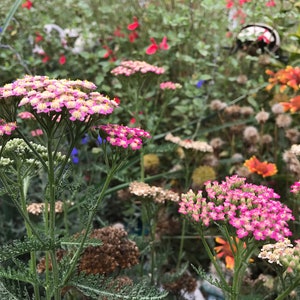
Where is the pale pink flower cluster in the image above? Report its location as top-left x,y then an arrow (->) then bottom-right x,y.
0,119 -> 17,136
129,181 -> 179,203
159,81 -> 182,90
290,181 -> 300,194
100,124 -> 151,150
259,239 -> 300,274
18,111 -> 35,120
165,132 -> 213,152
179,175 -> 294,241
0,75 -> 118,123
27,200 -> 74,215
111,60 -> 165,76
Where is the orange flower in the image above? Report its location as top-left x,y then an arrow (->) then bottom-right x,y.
244,156 -> 277,177
281,95 -> 300,113
214,237 -> 238,270
266,66 -> 300,92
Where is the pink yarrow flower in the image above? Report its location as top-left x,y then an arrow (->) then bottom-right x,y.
99,124 -> 151,150
160,81 -> 181,90
0,120 -> 17,136
111,60 -> 165,76
179,175 -> 294,241
0,75 -> 118,122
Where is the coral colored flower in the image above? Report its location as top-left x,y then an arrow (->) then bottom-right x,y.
281,96 -> 300,113
113,97 -> 120,105
59,55 -> 66,65
129,117 -> 136,124
244,156 -> 277,177
146,38 -> 159,55
266,0 -> 276,6
22,0 -> 32,9
214,237 -> 240,270
127,16 -> 139,31
103,45 -> 113,58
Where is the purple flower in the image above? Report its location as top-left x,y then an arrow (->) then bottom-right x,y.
196,80 -> 205,88
71,147 -> 79,164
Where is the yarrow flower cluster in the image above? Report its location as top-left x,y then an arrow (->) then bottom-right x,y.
111,60 -> 165,76
290,181 -> 300,194
99,124 -> 151,150
27,200 -> 74,215
129,181 -> 180,203
179,175 -> 294,241
259,239 -> 300,274
159,81 -> 182,90
0,119 -> 17,136
165,133 -> 213,153
0,75 -> 118,125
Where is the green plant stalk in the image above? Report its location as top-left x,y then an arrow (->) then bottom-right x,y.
61,159 -> 123,287
275,276 -> 300,300
46,137 -> 61,300
0,0 -> 23,43
176,218 -> 186,270
197,227 -> 229,291
19,173 -> 41,300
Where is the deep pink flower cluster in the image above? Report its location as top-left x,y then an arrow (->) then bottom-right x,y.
100,124 -> 151,150
179,175 -> 294,241
0,120 -> 17,136
159,81 -> 181,90
290,181 -> 300,194
0,75 -> 118,123
111,60 -> 165,76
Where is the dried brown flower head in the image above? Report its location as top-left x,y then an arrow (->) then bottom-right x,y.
255,111 -> 270,124
276,114 -> 292,128
243,126 -> 259,144
162,271 -> 197,294
286,128 -> 300,144
209,99 -> 227,111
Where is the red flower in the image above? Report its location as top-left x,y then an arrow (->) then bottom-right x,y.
226,0 -> 234,8
244,156 -> 277,177
159,36 -> 169,50
42,55 -> 50,63
266,0 -> 276,6
257,30 -> 270,44
114,27 -> 125,38
35,32 -> 43,43
114,97 -> 120,104
59,55 -> 66,65
146,38 -> 159,55
129,117 -> 136,125
128,31 -> 139,43
103,45 -> 113,58
127,16 -> 139,31
22,0 -> 32,9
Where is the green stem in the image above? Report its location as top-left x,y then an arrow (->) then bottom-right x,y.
275,276 -> 300,300
198,228 -> 229,291
46,137 -> 61,300
61,161 -> 121,287
19,174 -> 41,300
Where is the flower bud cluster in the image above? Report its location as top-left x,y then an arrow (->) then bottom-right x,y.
259,239 -> 300,274
100,124 -> 151,150
111,60 -> 165,76
179,175 -> 294,241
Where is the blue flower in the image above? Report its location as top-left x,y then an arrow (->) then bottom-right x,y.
196,80 -> 205,88
0,28 -> 2,33
96,135 -> 105,146
71,147 -> 79,164
81,134 -> 90,145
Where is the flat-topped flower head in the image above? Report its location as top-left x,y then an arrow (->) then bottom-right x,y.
0,75 -> 118,124
160,81 -> 182,90
165,132 -> 213,153
179,175 -> 294,241
111,60 -> 165,76
99,124 -> 151,150
0,120 -> 17,136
